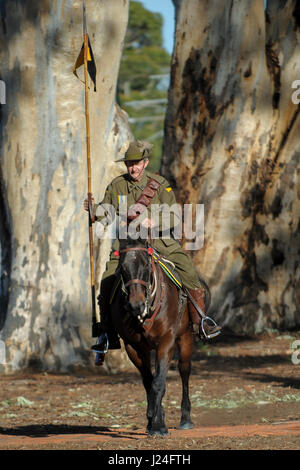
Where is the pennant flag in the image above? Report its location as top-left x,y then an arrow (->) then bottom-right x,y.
73,36 -> 97,91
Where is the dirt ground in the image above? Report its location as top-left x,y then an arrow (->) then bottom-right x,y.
0,330 -> 299,451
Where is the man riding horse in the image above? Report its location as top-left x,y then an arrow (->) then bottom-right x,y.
84,140 -> 221,363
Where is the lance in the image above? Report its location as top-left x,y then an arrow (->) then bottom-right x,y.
81,0 -> 100,337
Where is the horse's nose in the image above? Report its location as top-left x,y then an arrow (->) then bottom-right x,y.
130,300 -> 145,315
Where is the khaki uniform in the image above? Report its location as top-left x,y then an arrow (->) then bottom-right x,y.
95,170 -> 201,289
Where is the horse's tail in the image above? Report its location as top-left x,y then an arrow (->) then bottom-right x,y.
197,274 -> 211,311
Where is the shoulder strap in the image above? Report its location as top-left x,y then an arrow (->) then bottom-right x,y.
146,172 -> 167,186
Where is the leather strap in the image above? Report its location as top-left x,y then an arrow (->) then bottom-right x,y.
127,178 -> 160,221
143,261 -> 165,334
124,278 -> 148,288
185,288 -> 206,320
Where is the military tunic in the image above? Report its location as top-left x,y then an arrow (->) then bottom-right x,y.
95,170 -> 201,289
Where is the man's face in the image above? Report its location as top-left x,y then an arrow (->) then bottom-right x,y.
125,158 -> 149,181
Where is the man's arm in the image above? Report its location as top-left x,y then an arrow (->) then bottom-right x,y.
149,181 -> 182,236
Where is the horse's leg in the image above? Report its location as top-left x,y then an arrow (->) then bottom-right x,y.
176,330 -> 194,430
148,334 -> 174,436
124,343 -> 153,431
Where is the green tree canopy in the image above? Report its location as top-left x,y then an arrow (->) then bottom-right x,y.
118,1 -> 172,171
119,1 -> 171,93
125,1 -> 164,48
119,45 -> 171,91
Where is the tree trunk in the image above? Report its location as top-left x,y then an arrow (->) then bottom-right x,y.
163,0 -> 300,335
0,0 -> 131,372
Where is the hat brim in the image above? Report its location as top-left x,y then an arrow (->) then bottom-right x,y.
115,156 -> 149,163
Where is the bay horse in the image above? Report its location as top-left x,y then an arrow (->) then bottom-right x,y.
109,237 -> 210,436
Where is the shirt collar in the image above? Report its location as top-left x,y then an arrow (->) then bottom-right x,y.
127,171 -> 148,192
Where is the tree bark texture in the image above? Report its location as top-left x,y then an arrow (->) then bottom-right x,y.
0,0 -> 131,372
163,0 -> 300,335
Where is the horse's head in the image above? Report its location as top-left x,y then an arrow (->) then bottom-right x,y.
117,237 -> 153,320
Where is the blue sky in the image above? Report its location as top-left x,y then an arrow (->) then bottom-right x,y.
135,0 -> 175,54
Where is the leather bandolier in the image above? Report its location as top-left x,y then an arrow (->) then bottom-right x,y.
127,177 -> 161,221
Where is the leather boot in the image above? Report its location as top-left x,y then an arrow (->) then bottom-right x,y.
187,287 -> 221,339
91,276 -> 121,362
97,291 -> 121,350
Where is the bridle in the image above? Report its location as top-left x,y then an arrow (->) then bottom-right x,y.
114,246 -> 154,290
115,245 -> 164,331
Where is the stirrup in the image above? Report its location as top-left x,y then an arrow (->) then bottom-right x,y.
91,334 -> 109,366
201,316 -> 221,340
91,333 -> 109,354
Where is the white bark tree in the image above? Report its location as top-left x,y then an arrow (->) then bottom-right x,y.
0,0 -> 131,372
163,0 -> 300,335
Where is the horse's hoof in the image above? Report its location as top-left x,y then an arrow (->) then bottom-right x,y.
179,421 -> 194,430
147,428 -> 168,437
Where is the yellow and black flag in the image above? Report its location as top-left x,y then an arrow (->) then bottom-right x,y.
73,36 -> 97,91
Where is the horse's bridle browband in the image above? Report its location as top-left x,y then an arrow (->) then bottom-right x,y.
124,278 -> 148,288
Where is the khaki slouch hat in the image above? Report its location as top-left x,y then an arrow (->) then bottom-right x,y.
116,140 -> 153,162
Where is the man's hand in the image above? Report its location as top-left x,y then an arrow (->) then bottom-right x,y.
83,194 -> 94,211
141,217 -> 156,229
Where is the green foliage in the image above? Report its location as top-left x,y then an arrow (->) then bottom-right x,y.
125,1 -> 164,49
118,1 -> 172,172
119,46 -> 170,91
